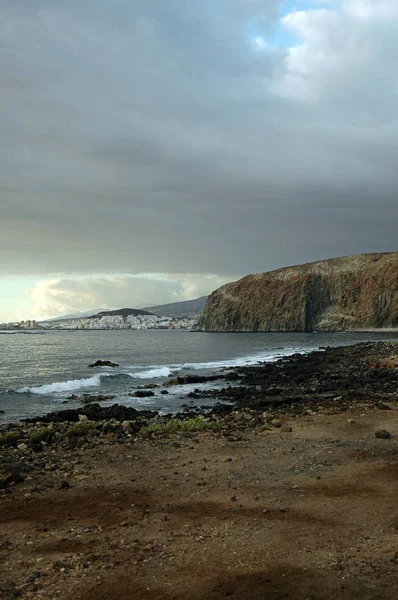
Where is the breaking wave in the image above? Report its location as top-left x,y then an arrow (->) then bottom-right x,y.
13,347 -> 310,396
130,366 -> 174,379
17,375 -> 103,395
179,347 -> 306,370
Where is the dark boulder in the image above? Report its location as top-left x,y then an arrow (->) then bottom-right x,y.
130,390 -> 155,398
375,429 -> 391,439
0,469 -> 24,489
88,360 -> 119,368
24,404 -> 158,423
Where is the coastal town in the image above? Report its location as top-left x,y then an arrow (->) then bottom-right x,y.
42,313 -> 197,330
0,313 -> 197,331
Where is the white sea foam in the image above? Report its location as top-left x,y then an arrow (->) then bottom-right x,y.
129,366 -> 174,379
17,375 -> 102,395
14,347 -> 311,397
121,348 -> 307,379
178,347 -> 306,371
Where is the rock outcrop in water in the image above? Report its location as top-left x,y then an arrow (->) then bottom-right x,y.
199,252 -> 398,332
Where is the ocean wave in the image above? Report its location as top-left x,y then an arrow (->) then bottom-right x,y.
130,366 -> 175,379
16,375 -> 102,395
12,368 -> 175,396
13,347 -> 311,397
121,348 -> 308,377
179,347 -> 306,371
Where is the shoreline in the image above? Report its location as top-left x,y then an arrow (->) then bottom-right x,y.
196,327 -> 398,333
1,341 -> 398,599
2,339 -> 398,427
2,333 -> 398,426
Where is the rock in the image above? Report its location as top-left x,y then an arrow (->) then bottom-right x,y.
163,378 -> 180,387
23,409 -> 81,423
81,394 -> 115,404
281,425 -> 293,432
225,372 -> 240,381
183,374 -> 220,384
84,403 -> 150,421
164,374 -> 220,386
260,424 -> 273,431
347,419 -> 355,424
0,469 -> 24,489
130,390 -> 155,398
0,431 -> 21,447
223,434 -> 243,442
88,360 -> 119,368
102,421 -> 123,434
24,403 -> 155,423
375,429 -> 391,439
376,401 -> 392,410
212,403 -> 234,415
160,390 -> 169,395
59,480 -> 70,490
78,414 -> 89,421
17,443 -> 28,451
233,414 -> 246,424
271,419 -> 282,428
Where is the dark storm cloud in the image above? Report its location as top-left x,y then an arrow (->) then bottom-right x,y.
1,0 -> 398,279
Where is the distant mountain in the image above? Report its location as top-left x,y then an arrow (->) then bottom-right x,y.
143,296 -> 208,318
45,309 -> 108,322
88,308 -> 154,319
45,296 -> 209,323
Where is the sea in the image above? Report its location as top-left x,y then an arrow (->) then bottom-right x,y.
1,329 -> 397,424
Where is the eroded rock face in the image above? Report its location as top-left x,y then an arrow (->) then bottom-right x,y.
199,252 -> 398,332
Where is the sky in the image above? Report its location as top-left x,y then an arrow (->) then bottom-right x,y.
1,0 -> 398,321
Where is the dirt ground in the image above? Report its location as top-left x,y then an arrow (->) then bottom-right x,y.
1,406 -> 398,599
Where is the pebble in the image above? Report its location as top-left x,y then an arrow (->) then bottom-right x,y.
375,429 -> 391,439
347,419 -> 355,424
271,419 -> 282,428
376,402 -> 391,411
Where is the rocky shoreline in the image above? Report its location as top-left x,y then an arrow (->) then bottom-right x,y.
1,341 -> 398,599
2,341 -> 396,441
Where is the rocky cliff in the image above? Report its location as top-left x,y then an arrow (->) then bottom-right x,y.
199,252 -> 398,332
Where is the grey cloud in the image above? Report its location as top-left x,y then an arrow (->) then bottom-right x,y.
28,273 -> 233,319
0,0 -> 397,282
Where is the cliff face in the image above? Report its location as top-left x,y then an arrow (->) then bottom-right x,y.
199,253 -> 398,332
